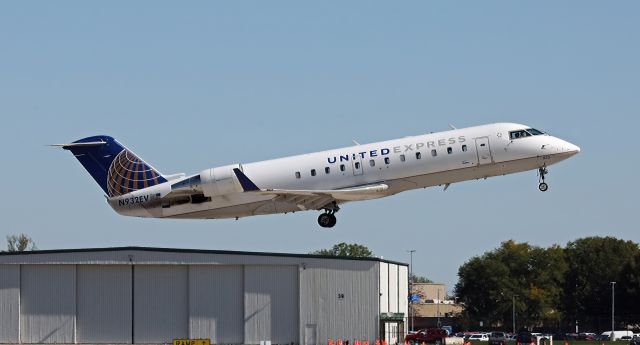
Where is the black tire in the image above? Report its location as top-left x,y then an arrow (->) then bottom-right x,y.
539,182 -> 548,192
317,213 -> 333,228
327,214 -> 337,228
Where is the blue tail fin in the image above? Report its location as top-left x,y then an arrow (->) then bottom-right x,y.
60,136 -> 167,197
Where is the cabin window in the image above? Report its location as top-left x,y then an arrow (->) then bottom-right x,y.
462,145 -> 467,152
400,154 -> 406,162
340,164 -> 346,172
295,172 -> 301,179
416,152 -> 422,159
447,147 -> 453,154
431,149 -> 437,157
311,169 -> 316,176
384,157 -> 390,164
369,159 -> 375,167
355,162 -> 360,169
325,167 -> 330,174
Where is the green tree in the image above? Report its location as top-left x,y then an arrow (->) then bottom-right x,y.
311,242 -> 374,257
410,274 -> 433,283
561,237 -> 639,330
455,240 -> 567,330
6,234 -> 37,252
618,251 -> 640,325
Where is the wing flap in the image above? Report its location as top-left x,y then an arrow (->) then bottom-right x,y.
260,183 -> 389,201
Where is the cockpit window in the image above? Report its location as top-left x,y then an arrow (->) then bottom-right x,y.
509,128 -> 545,140
528,128 -> 545,135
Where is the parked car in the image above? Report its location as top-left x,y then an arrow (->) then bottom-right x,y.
489,332 -> 507,345
406,328 -> 448,345
468,333 -> 489,342
629,335 -> 640,345
602,331 -> 635,341
515,331 -> 534,345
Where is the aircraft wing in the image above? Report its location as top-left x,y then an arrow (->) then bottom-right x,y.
233,168 -> 388,210
257,184 -> 389,201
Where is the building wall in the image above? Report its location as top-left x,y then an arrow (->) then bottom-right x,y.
133,265 -> 189,343
20,265 -> 76,344
244,265 -> 298,344
0,250 -> 407,345
413,304 -> 463,318
379,262 -> 389,313
189,265 -> 243,343
0,265 -> 19,343
76,265 -> 132,344
412,283 -> 446,302
300,260 -> 379,343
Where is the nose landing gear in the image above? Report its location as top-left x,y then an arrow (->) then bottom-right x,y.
317,202 -> 339,228
538,166 -> 549,192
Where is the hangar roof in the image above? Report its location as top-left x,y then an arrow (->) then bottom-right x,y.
0,246 -> 407,266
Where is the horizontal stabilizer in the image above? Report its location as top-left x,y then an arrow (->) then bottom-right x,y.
49,141 -> 107,150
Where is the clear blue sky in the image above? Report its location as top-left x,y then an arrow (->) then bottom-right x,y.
1,1 -> 638,291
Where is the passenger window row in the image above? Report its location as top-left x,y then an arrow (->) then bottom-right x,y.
294,144 -> 469,178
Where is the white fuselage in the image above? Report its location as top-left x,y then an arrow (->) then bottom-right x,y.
108,123 -> 579,219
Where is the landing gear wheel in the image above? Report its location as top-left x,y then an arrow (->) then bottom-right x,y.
539,182 -> 548,192
317,213 -> 336,228
538,166 -> 549,192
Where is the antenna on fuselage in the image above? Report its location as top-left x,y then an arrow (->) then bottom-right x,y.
449,124 -> 457,130
352,140 -> 360,145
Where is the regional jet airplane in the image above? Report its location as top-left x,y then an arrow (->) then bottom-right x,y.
54,123 -> 579,228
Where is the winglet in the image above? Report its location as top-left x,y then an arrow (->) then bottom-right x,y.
233,168 -> 260,192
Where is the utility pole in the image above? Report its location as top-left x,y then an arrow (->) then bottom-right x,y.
611,282 -> 616,339
437,288 -> 441,328
408,250 -> 416,332
512,295 -> 518,334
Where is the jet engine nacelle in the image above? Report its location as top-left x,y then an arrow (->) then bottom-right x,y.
200,164 -> 244,197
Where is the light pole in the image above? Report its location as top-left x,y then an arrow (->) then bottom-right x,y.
512,295 -> 518,334
408,250 -> 416,332
611,282 -> 616,339
437,288 -> 441,328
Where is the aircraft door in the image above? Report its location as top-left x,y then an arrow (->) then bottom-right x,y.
352,156 -> 364,175
475,137 -> 493,165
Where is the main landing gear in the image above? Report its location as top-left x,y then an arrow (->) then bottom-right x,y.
317,202 -> 340,228
538,166 -> 549,192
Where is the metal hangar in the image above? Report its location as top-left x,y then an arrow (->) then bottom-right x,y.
0,247 -> 408,344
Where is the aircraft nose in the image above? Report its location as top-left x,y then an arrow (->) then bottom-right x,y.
560,139 -> 580,155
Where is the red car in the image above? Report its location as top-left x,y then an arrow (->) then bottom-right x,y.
406,329 -> 448,345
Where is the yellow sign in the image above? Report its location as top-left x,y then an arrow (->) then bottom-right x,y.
173,339 -> 210,345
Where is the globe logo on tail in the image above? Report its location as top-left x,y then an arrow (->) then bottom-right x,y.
107,150 -> 163,197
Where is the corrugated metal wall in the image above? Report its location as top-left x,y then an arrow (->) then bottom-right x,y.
189,265 -> 243,344
133,265 -> 189,344
244,265 -> 298,344
0,250 -> 406,345
20,265 -> 76,344
76,265 -> 132,343
0,265 -> 20,343
299,261 -> 379,343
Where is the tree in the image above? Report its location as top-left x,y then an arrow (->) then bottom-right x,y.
311,242 -> 374,257
454,240 -> 567,330
561,237 -> 639,331
6,234 -> 37,252
410,274 -> 433,283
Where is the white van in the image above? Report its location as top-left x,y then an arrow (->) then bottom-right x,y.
600,331 -> 634,341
